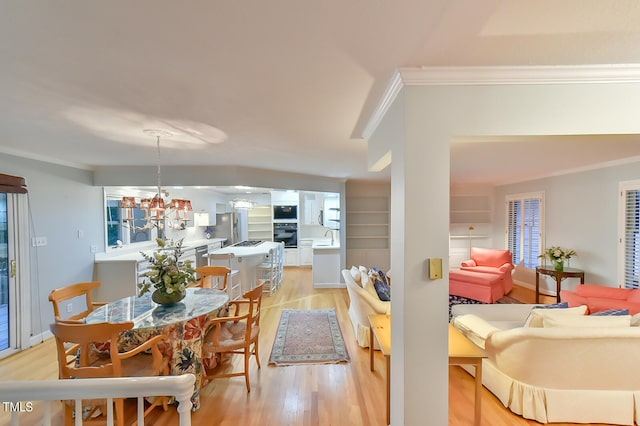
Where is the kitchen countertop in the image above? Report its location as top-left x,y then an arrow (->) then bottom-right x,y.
211,241 -> 282,258
95,237 -> 227,263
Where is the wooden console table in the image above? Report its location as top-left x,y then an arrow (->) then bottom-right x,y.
449,324 -> 487,426
369,314 -> 391,425
535,266 -> 585,303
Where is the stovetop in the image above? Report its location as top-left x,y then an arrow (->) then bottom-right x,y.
232,240 -> 263,247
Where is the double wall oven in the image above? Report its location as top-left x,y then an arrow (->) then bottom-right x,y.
273,222 -> 297,248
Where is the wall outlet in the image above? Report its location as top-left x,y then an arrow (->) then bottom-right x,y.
66,303 -> 73,313
32,236 -> 47,247
90,245 -> 97,253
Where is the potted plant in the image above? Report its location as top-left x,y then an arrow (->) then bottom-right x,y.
138,238 -> 196,305
539,246 -> 577,271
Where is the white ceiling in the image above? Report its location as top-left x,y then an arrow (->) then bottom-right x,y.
2,1 -> 640,185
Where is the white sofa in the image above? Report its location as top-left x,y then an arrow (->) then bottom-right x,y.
342,269 -> 390,347
451,303 -> 640,425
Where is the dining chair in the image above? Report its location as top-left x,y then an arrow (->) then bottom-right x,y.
193,265 -> 231,291
48,281 -> 106,322
50,320 -> 169,426
202,282 -> 264,392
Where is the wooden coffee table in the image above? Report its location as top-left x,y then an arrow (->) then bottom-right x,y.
535,266 -> 584,303
449,324 -> 487,426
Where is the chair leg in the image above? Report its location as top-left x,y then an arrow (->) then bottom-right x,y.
244,346 -> 251,392
254,339 -> 261,369
115,398 -> 125,426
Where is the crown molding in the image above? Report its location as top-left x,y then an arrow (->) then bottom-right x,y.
0,147 -> 92,171
362,64 -> 640,139
399,64 -> 640,85
362,71 -> 404,140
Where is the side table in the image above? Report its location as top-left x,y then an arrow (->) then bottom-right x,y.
535,266 -> 584,303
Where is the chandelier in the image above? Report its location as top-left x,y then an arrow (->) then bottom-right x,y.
229,198 -> 255,210
121,130 -> 192,233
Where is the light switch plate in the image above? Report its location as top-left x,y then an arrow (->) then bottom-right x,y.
428,258 -> 443,280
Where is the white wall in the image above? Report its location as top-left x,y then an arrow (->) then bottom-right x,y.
0,153 -> 104,336
493,158 -> 640,294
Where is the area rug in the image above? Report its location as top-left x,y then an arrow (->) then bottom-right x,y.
269,308 -> 350,366
449,294 -> 523,321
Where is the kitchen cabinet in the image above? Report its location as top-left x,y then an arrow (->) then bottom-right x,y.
284,248 -> 299,266
299,239 -> 313,266
312,244 -> 341,287
94,258 -> 143,302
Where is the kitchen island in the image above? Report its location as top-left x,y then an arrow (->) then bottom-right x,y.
208,241 -> 283,294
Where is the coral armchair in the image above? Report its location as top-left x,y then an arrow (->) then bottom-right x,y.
461,247 -> 515,294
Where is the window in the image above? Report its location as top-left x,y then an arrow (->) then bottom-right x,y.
506,192 -> 544,269
620,181 -> 640,289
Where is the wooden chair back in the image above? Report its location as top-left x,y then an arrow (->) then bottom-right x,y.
194,266 -> 231,290
203,282 -> 264,392
50,321 -> 168,426
48,281 -> 104,322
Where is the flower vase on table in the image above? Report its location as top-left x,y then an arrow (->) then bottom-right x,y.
139,238 -> 196,306
539,246 -> 576,273
553,260 -> 564,272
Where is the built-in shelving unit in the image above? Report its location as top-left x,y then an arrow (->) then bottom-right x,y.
247,205 -> 273,241
346,197 -> 389,250
450,195 -> 491,223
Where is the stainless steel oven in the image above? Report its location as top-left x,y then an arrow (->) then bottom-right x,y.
273,222 -> 298,248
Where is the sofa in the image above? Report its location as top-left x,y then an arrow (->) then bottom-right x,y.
342,268 -> 391,348
451,302 -> 640,425
561,283 -> 640,314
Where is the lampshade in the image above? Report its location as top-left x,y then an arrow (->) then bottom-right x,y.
184,200 -> 193,211
121,196 -> 137,208
195,212 -> 210,226
149,196 -> 165,211
140,198 -> 152,209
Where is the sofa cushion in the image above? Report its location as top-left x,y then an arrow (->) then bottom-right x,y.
587,297 -> 640,314
469,247 -> 512,268
626,289 -> 640,303
560,290 -> 589,308
452,314 -> 500,349
525,305 -> 587,328
543,314 -> 631,328
575,284 -> 633,300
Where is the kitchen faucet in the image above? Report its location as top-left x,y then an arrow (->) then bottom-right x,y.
324,228 -> 334,245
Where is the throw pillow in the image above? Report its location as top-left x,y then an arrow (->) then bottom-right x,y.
363,276 -> 380,299
369,267 -> 391,302
591,309 -> 630,316
543,314 -> 631,328
524,305 -> 588,328
350,266 -> 362,286
359,266 -> 370,287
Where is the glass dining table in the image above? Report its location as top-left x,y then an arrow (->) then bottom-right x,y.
85,287 -> 229,411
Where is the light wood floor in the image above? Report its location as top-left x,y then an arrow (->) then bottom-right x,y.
0,269 -> 610,425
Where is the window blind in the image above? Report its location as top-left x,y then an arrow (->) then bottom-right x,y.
623,189 -> 640,289
507,195 -> 542,269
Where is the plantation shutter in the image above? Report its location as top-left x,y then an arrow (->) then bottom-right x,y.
506,192 -> 543,269
522,199 -> 541,269
623,189 -> 640,289
507,200 -> 521,266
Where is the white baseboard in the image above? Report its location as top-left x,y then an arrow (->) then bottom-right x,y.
29,330 -> 52,347
313,283 -> 346,289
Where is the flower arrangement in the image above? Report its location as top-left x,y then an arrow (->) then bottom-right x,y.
539,246 -> 577,271
138,238 -> 196,304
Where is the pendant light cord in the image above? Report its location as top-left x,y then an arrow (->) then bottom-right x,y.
156,135 -> 162,199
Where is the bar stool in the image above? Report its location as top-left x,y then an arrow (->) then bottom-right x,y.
208,253 -> 242,300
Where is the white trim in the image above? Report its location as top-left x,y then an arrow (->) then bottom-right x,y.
363,64 -> 640,139
399,64 -> 640,86
618,180 -> 640,288
0,146 -> 92,170
362,70 -> 404,140
29,330 -> 53,347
